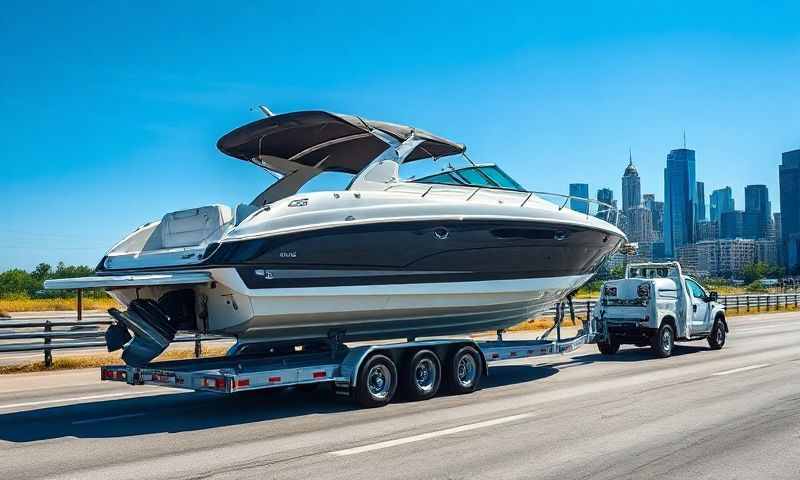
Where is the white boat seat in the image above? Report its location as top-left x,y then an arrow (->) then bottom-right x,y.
160,205 -> 232,248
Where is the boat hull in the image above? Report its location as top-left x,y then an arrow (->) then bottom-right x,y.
219,273 -> 593,343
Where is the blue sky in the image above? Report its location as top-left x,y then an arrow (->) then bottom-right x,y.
1,1 -> 798,270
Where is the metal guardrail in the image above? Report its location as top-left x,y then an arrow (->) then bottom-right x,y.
1,293 -> 797,367
0,317 -> 227,367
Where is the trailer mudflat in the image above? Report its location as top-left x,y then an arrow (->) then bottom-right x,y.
102,311 -> 594,408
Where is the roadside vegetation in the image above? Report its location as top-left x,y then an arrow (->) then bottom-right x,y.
0,262 -> 119,314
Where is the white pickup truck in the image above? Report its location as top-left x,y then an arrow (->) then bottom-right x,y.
592,261 -> 728,357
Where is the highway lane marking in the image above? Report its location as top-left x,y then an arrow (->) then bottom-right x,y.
72,412 -> 146,425
712,364 -> 771,376
0,390 -> 179,410
328,413 -> 533,456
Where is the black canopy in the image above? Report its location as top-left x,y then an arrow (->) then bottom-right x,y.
217,111 -> 465,174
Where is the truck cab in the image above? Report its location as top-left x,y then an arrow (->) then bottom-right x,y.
592,261 -> 728,357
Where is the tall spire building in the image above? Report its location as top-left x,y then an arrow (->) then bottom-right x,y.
621,150 -> 641,212
664,147 -> 697,257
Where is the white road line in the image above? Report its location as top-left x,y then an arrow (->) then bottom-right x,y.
0,390 -> 178,410
329,413 -> 533,456
712,364 -> 771,376
72,412 -> 146,425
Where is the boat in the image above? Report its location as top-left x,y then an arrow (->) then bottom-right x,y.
46,109 -> 627,366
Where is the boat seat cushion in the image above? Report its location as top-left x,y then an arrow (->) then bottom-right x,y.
160,205 -> 232,248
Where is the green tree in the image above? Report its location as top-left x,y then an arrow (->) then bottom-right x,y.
0,269 -> 39,296
740,262 -> 770,284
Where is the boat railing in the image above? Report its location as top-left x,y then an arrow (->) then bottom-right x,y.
388,183 -> 625,229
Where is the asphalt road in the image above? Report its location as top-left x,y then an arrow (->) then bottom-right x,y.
0,312 -> 798,480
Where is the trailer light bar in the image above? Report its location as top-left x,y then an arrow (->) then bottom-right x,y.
236,379 -> 250,388
268,376 -> 281,383
313,371 -> 326,379
202,377 -> 226,390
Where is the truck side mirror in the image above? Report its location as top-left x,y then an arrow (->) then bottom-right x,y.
708,291 -> 719,302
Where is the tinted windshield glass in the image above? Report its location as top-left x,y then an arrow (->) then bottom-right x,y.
479,166 -> 524,190
413,165 -> 525,191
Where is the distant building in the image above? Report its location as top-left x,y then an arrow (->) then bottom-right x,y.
695,241 -> 719,277
633,241 -> 656,262
664,148 -> 697,257
774,212 -> 783,264
643,193 -> 664,241
709,187 -> 735,223
696,220 -> 719,241
651,241 -> 666,260
569,183 -> 589,214
754,239 -> 778,266
779,149 -> 800,272
744,184 -> 772,239
720,210 -> 745,239
626,205 -> 655,243
696,181 -> 706,222
696,239 -> 756,277
621,155 -> 641,212
596,188 -> 616,221
677,244 -> 699,276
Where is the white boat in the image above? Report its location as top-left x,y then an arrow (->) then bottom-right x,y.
46,109 -> 626,366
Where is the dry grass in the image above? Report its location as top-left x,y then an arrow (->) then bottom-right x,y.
509,315 -> 583,332
0,296 -> 120,313
0,345 -> 230,375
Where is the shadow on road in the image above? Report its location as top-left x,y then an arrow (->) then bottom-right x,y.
0,364 -> 557,443
557,344 -> 711,368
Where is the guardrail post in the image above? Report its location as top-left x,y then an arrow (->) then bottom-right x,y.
194,332 -> 202,358
77,288 -> 83,323
44,320 -> 53,368
746,296 -> 750,312
586,301 -> 591,321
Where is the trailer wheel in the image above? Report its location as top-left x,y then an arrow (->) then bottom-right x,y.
448,346 -> 482,394
651,323 -> 674,358
597,340 -> 620,355
355,354 -> 398,408
402,350 -> 442,401
707,320 -> 726,350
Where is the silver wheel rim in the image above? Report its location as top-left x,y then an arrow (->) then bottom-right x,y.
716,326 -> 724,344
414,357 -> 437,393
662,328 -> 673,352
456,354 -> 477,387
367,364 -> 392,399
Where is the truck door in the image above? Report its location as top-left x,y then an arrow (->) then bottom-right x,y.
685,278 -> 711,335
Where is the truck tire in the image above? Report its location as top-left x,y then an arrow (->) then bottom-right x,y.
355,354 -> 398,408
402,349 -> 442,401
707,320 -> 726,350
651,323 -> 674,358
448,346 -> 482,394
597,340 -> 620,355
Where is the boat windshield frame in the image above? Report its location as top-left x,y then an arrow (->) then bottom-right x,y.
410,163 -> 526,192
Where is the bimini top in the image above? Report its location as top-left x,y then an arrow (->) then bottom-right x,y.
217,110 -> 465,175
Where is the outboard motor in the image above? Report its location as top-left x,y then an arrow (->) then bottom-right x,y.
107,299 -> 178,367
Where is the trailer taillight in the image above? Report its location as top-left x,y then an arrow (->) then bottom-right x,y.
202,377 -> 226,390
236,379 -> 250,388
313,371 -> 326,379
637,284 -> 651,298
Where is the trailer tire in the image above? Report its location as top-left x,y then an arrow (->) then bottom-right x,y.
355,354 -> 398,408
402,350 -> 442,401
597,340 -> 620,355
651,323 -> 674,358
448,346 -> 482,394
707,319 -> 726,350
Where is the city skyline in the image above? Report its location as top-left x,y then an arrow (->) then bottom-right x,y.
2,3 -> 799,270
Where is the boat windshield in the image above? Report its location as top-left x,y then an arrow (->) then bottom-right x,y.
412,165 -> 525,191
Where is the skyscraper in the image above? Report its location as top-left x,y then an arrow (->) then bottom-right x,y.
626,205 -> 654,243
720,210 -> 745,239
663,148 -> 697,257
779,149 -> 800,271
644,193 -> 664,241
696,181 -> 706,222
596,188 -> 615,221
569,183 -> 589,214
709,187 -> 735,223
744,184 -> 772,239
621,153 -> 641,212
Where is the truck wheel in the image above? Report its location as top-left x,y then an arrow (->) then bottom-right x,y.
597,340 -> 620,355
402,350 -> 442,401
355,354 -> 398,408
651,323 -> 674,358
448,346 -> 482,394
707,320 -> 726,350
